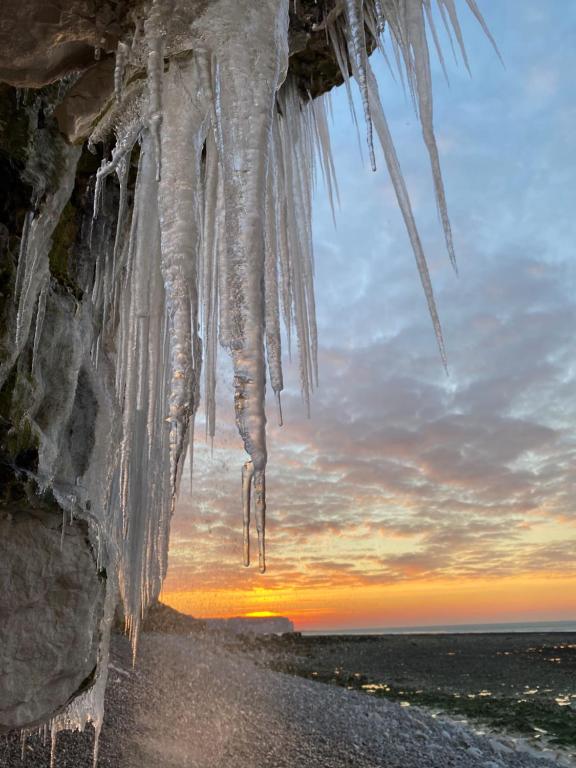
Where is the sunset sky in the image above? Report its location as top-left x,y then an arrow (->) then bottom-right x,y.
162,0 -> 576,631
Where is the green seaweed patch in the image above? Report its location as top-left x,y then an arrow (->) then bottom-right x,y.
273,664 -> 576,750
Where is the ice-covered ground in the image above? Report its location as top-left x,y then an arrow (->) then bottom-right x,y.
4,631 -> 567,768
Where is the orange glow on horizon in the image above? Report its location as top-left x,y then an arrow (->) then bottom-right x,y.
161,573 -> 576,631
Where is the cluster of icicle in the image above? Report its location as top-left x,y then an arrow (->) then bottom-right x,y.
86,0 -> 497,657
7,0 -> 498,763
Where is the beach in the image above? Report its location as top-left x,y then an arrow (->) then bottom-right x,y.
1,625 -> 574,767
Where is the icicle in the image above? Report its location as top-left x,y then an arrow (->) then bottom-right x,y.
311,94 -> 340,224
50,729 -> 57,768
271,116 -> 293,356
213,0 -> 289,573
264,137 -> 284,403
327,21 -> 366,163
157,55 -> 210,498
374,0 -> 386,34
147,40 -> 163,181
406,0 -> 457,273
342,0 -> 376,171
114,41 -> 130,103
144,0 -> 168,181
365,59 -> 447,367
93,121 -> 141,222
242,459 -> 253,566
464,0 -> 503,62
13,210 -> 32,301
438,0 -> 471,72
201,132 -> 220,444
0,146 -> 80,390
31,278 -> 48,375
72,0 -> 496,715
254,468 -> 266,573
276,80 -> 319,406
423,0 -> 450,85
114,132 -> 163,649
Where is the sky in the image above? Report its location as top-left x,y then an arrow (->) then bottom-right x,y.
162,0 -> 576,631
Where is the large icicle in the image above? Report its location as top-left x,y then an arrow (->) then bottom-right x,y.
157,55 -> 210,497
74,0 -> 496,701
211,0 -> 290,573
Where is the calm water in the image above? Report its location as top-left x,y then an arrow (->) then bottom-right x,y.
303,620 -> 576,636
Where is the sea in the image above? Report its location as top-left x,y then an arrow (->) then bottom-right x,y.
303,620 -> 576,636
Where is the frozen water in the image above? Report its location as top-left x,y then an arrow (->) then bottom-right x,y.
9,0 -> 495,754
85,0 -> 494,647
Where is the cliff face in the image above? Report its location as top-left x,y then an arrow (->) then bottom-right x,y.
0,0 -> 344,732
207,616 -> 295,635
0,0 -> 473,738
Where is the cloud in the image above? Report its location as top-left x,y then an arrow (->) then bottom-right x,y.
165,2 -> 576,611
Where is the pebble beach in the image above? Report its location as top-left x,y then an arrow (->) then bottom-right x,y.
2,626 -> 574,768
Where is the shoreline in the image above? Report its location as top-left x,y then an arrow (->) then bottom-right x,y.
2,627 -> 574,767
300,621 -> 576,636
244,629 -> 576,760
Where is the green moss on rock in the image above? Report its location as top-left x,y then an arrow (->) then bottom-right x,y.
48,200 -> 79,287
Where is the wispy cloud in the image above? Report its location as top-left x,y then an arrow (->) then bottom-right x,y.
164,1 -> 576,625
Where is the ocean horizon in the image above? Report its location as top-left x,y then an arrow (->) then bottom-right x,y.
302,620 -> 576,636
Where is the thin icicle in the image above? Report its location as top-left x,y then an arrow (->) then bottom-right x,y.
374,0 -> 386,34
406,0 -> 457,273
114,41 -> 130,103
242,459 -> 253,566
438,0 -> 471,72
264,137 -> 284,402
343,0 -> 376,171
327,21 -> 366,163
464,0 -> 503,63
423,0 -> 450,85
0,146 -> 80,391
311,95 -> 340,223
366,59 -> 447,367
31,278 -> 48,375
254,468 -> 266,573
201,132 -> 220,444
14,210 -> 32,301
93,121 -> 141,221
144,0 -> 167,181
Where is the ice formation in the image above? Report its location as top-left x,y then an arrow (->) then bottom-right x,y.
93,0 -> 494,639
87,0 -> 496,639
10,0 -> 495,759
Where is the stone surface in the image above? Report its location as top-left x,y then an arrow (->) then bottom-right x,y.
0,507 -> 105,731
0,1 -> 348,143
0,0 -> 133,88
53,58 -> 117,145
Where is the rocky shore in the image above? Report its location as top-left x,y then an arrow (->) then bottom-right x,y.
1,628 -> 573,767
